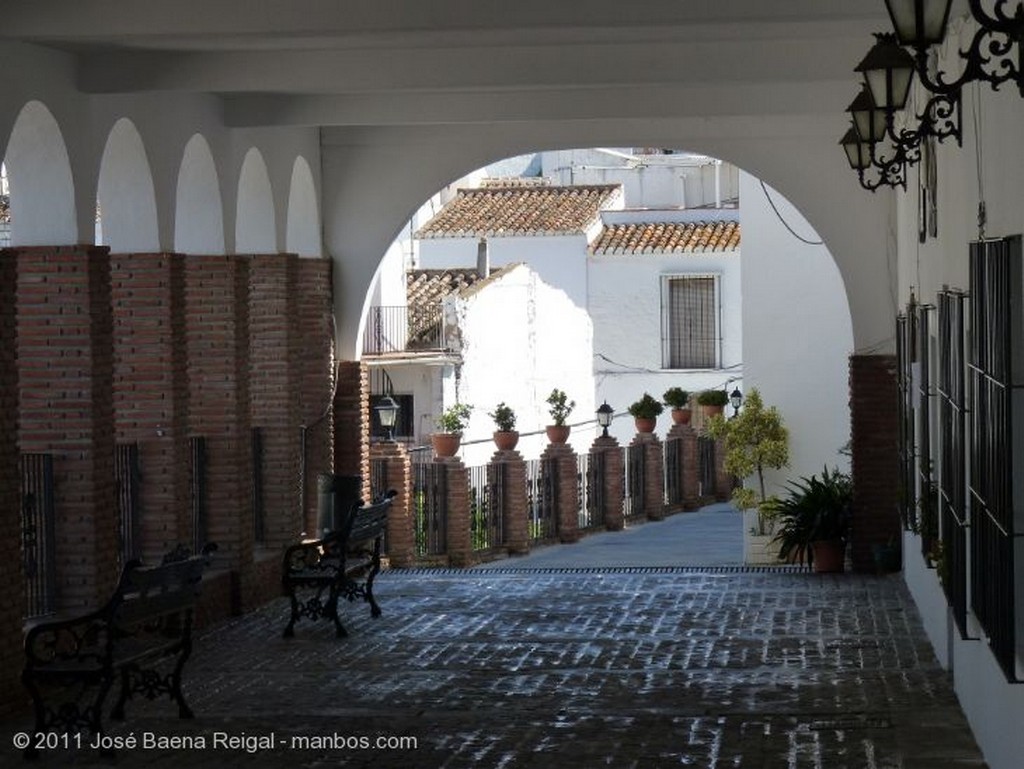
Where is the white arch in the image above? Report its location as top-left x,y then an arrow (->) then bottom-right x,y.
3,101 -> 77,246
175,134 -> 225,255
235,147 -> 276,254
285,155 -> 320,257
96,118 -> 160,252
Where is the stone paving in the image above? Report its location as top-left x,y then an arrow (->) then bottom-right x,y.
1,566 -> 987,768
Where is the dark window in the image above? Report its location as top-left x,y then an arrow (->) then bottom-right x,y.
663,276 -> 718,369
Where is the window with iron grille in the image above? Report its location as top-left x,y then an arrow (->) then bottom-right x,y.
662,275 -> 719,369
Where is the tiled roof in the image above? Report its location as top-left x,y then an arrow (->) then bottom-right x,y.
416,184 -> 620,238
406,268 -> 487,311
590,220 -> 740,255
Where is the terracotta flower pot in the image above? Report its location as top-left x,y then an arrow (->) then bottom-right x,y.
700,404 -> 724,419
493,430 -> 519,451
545,425 -> 571,444
634,417 -> 657,433
431,432 -> 461,458
811,539 -> 846,573
670,407 -> 692,425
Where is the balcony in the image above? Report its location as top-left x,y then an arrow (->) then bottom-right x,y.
362,305 -> 448,356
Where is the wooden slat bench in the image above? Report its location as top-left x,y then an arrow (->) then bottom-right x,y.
281,491 -> 396,638
20,543 -> 217,759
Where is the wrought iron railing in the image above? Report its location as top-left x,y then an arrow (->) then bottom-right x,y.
20,453 -> 56,618
526,458 -> 558,541
577,452 -> 604,530
664,436 -> 684,507
115,442 -> 142,564
916,304 -> 938,558
469,463 -> 505,552
413,461 -> 447,557
697,436 -> 716,499
363,305 -> 447,355
896,313 -> 916,530
624,444 -> 645,519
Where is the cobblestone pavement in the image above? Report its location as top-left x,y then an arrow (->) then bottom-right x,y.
1,568 -> 987,768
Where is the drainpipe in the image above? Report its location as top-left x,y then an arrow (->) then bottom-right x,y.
477,237 -> 489,278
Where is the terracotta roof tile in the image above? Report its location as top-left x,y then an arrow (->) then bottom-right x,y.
590,220 -> 740,255
416,184 -> 620,238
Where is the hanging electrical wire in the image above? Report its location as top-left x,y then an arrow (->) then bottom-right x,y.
759,180 -> 824,246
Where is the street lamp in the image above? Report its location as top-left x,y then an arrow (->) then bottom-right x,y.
374,394 -> 400,442
729,388 -> 743,417
596,401 -> 614,438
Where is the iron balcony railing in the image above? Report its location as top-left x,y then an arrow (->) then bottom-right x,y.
363,305 -> 448,355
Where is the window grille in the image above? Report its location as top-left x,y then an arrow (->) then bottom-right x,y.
662,276 -> 718,369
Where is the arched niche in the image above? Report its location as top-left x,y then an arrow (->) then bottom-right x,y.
3,101 -> 77,246
235,147 -> 276,254
285,155 -> 321,257
175,134 -> 225,255
96,118 -> 160,253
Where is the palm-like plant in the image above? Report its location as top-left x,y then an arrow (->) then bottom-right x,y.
770,467 -> 852,568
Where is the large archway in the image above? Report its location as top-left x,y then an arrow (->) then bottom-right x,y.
236,147 -> 276,254
96,118 -> 160,252
175,133 -> 225,255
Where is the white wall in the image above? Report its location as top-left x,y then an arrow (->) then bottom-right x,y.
589,248 -> 742,445
447,265 -> 596,466
738,171 -> 854,498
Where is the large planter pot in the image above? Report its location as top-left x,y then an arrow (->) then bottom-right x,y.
493,430 -> 519,452
670,407 -> 692,426
700,404 -> 724,419
431,432 -> 461,458
634,417 -> 657,433
545,425 -> 571,444
811,539 -> 846,573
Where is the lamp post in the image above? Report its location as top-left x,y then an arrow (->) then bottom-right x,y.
596,401 -> 614,438
729,388 -> 743,418
374,394 -> 400,442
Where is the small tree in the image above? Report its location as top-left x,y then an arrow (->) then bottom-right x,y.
706,388 -> 789,532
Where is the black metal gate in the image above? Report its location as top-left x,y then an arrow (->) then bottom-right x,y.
20,453 -> 56,618
413,462 -> 447,557
115,442 -> 142,564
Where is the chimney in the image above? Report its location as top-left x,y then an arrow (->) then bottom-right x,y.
476,237 -> 489,278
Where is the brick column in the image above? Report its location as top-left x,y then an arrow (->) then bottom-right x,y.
713,437 -> 732,502
334,361 -> 369,502
185,255 -> 253,611
591,435 -> 625,531
542,443 -> 580,543
370,441 -> 415,567
441,457 -> 472,567
492,450 -> 529,555
668,423 -> 700,511
17,245 -> 118,612
630,432 -> 665,520
110,253 -> 190,564
296,258 -> 334,536
849,354 -> 900,572
249,254 -> 302,547
0,253 -> 23,716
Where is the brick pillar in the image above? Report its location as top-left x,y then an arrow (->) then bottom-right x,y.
296,258 -> 334,536
371,441 -> 414,567
0,253 -> 23,716
110,253 -> 190,564
17,245 -> 118,612
185,255 -> 253,611
334,361 -> 369,501
492,450 -> 529,555
542,442 -> 580,543
441,457 -> 472,566
630,432 -> 665,520
850,354 -> 900,573
714,437 -> 732,502
668,423 -> 700,510
249,254 -> 302,547
591,435 -> 625,531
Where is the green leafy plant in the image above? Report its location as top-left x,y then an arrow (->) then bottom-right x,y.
628,392 -> 664,419
436,402 -> 472,434
696,389 -> 729,407
663,387 -> 690,409
706,388 -> 789,533
546,389 -> 575,426
488,402 -> 517,432
770,467 -> 852,567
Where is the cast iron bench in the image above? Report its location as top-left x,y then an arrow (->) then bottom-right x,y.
20,543 -> 217,759
281,491 -> 396,638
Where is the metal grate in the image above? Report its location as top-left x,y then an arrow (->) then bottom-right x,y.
916,304 -> 938,558
896,313 -> 916,531
526,458 -> 558,542
577,452 -> 604,530
663,276 -> 718,369
697,436 -> 716,499
664,436 -> 684,507
623,444 -> 645,520
413,461 -> 447,557
115,442 -> 142,565
20,453 -> 56,618
938,289 -> 971,638
189,437 -> 208,557
469,463 -> 505,552
967,236 -> 1021,682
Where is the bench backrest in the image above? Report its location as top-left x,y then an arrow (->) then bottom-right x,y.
347,493 -> 394,546
113,545 -> 214,630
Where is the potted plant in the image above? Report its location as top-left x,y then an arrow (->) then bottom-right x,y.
545,388 -> 575,444
488,402 -> 519,451
770,466 -> 852,572
663,387 -> 691,425
432,402 -> 471,458
627,392 -> 663,433
696,389 -> 729,418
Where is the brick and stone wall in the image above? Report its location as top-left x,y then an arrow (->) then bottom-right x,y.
110,253 -> 190,563
248,254 -> 302,548
370,441 -> 415,567
542,443 -> 580,543
630,432 -> 665,521
17,246 -> 118,612
849,354 -> 900,572
591,436 -> 625,531
334,361 -> 369,501
492,450 -> 529,555
442,457 -> 472,566
667,423 -> 700,511
0,253 -> 23,716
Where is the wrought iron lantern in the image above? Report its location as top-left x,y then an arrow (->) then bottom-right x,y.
729,388 -> 743,417
374,394 -> 400,441
596,401 -> 614,437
